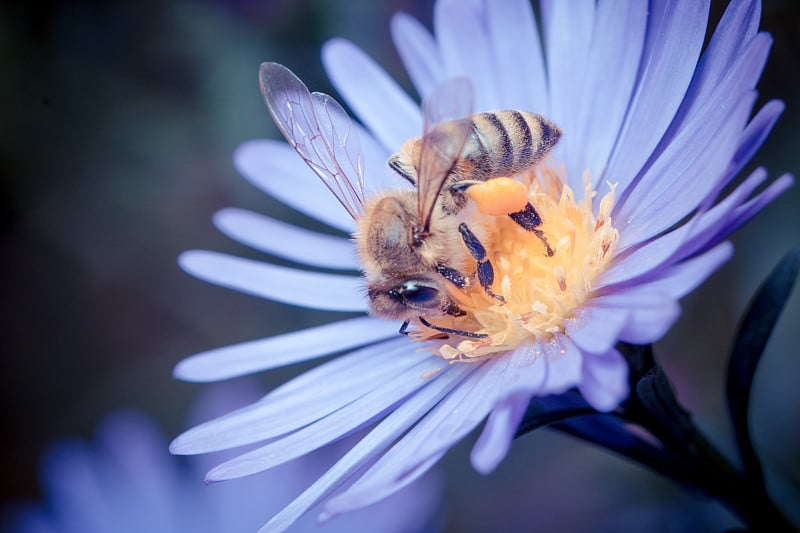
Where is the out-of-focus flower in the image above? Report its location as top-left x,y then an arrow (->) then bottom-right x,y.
171,0 -> 793,530
6,383 -> 441,533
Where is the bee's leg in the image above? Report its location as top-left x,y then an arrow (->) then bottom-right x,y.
418,316 -> 488,339
509,203 -> 554,256
442,299 -> 466,317
399,299 -> 464,336
437,264 -> 468,289
453,181 -> 554,257
444,180 -> 482,214
458,223 -> 505,303
449,180 -> 483,195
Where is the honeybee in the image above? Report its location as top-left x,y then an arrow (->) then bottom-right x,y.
259,62 -> 559,335
388,110 -> 561,216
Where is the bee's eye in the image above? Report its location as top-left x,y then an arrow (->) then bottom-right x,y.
390,282 -> 440,309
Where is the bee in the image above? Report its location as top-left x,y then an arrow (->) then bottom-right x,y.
387,109 -> 561,258
388,110 -> 561,216
259,63 -> 559,336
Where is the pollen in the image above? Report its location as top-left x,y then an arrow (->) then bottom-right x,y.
466,177 -> 529,216
413,164 -> 619,361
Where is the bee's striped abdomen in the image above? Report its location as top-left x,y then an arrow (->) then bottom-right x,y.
461,111 -> 561,180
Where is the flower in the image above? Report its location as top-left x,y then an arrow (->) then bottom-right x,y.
5,382 -> 441,533
171,0 -> 793,530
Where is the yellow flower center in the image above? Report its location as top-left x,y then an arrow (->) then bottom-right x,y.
413,164 -> 619,361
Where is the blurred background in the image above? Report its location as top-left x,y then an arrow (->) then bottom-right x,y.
1,0 -> 798,531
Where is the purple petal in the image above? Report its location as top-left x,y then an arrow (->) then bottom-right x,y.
539,335 -> 584,394
320,453 -> 444,524
172,339 -> 423,454
630,242 -> 734,300
616,25 -> 773,236
391,12 -> 443,101
323,362 -> 495,507
434,0 -> 499,110
174,316 -> 399,382
178,251 -> 366,312
398,358 -> 513,468
470,393 -> 530,474
675,168 -> 769,260
233,140 -> 355,233
591,289 -> 681,345
603,0 -> 709,197
605,168 -> 792,294
685,91 -> 776,215
95,414 -> 176,528
322,38 -> 421,153
614,21 -> 772,224
565,305 -> 629,355
496,342 -> 547,395
598,214 -> 697,288
205,356 -> 450,481
710,173 -> 795,243
616,90 -> 756,248
485,0 -> 547,111
266,364 -> 471,531
729,99 -> 784,178
40,442 -> 121,532
213,208 -> 358,271
667,0 -> 761,135
540,0 -> 594,180
578,348 -> 628,412
576,0 -> 648,187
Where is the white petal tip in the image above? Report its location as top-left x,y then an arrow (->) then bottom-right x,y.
581,382 -> 629,413
177,250 -> 211,275
168,439 -> 187,455
470,452 -> 501,475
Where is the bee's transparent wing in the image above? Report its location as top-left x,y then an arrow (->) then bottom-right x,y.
416,77 -> 474,230
259,62 -> 365,220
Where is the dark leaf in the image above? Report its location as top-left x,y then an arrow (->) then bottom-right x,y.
635,364 -> 696,454
726,245 -> 800,486
617,342 -> 655,386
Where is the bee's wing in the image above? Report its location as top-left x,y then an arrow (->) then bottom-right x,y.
259,62 -> 365,220
416,77 -> 474,231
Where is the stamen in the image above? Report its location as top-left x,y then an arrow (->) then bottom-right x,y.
411,164 -> 619,361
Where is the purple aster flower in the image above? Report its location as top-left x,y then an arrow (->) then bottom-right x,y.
6,382 -> 441,533
171,0 -> 793,530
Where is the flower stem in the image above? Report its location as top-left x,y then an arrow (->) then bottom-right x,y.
682,422 -> 794,531
621,355 -> 795,531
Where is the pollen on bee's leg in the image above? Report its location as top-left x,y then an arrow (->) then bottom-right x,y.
465,177 -> 529,216
413,164 -> 620,362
